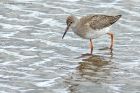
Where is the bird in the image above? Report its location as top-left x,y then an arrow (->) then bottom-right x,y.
62,14 -> 121,54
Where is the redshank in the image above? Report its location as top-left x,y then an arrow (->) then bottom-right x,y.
62,14 -> 121,54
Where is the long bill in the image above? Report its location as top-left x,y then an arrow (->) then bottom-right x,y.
62,23 -> 71,39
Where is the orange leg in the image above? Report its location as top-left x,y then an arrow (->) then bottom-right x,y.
90,39 -> 93,54
107,32 -> 114,49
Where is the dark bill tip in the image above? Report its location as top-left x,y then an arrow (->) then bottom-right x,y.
62,30 -> 67,39
62,24 -> 71,39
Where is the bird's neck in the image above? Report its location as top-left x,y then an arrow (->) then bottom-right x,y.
71,18 -> 79,28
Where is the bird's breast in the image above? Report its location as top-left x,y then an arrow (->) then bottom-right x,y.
72,26 -> 110,39
71,26 -> 88,39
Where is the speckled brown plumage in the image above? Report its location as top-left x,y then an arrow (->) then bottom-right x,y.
79,15 -> 121,30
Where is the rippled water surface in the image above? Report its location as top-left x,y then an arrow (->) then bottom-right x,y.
0,0 -> 140,93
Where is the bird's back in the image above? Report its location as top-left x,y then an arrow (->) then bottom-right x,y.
79,14 -> 121,30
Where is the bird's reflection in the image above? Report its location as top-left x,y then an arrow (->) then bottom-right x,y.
77,54 -> 112,83
65,53 -> 114,93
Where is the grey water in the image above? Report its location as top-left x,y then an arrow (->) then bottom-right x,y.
0,0 -> 140,93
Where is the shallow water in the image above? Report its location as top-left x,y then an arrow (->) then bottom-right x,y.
0,0 -> 140,93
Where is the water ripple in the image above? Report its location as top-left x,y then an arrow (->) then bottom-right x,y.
0,0 -> 140,93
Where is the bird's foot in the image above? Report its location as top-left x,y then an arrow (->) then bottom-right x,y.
75,53 -> 93,59
83,53 -> 93,56
99,47 -> 109,50
109,47 -> 113,54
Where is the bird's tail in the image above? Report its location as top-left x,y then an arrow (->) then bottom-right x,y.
116,15 -> 122,20
111,15 -> 122,24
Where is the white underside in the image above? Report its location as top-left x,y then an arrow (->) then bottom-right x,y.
84,27 -> 110,39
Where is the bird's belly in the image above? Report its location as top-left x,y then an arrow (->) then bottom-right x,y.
84,27 -> 110,39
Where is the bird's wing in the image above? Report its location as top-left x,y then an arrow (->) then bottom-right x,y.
80,15 -> 121,30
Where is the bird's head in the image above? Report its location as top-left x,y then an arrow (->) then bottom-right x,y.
62,15 -> 77,39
